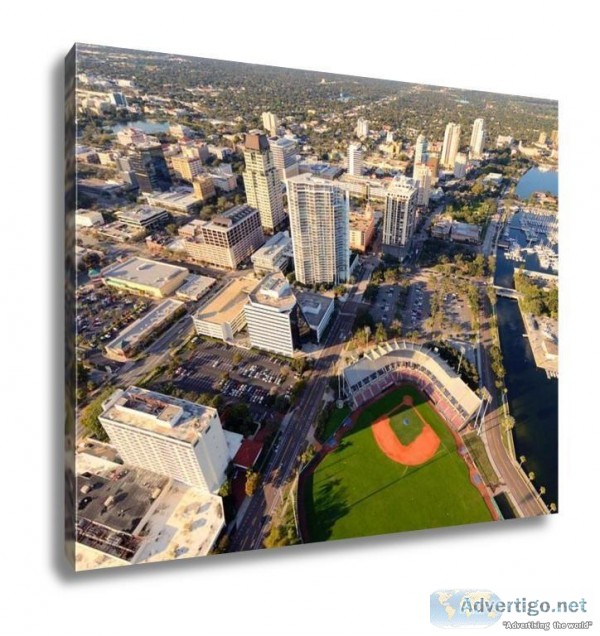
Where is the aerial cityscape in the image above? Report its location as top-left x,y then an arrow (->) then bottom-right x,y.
66,43 -> 558,571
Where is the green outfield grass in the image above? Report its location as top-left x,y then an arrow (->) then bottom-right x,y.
304,386 -> 493,542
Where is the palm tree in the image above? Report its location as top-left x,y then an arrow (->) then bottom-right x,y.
528,471 -> 536,481
538,486 -> 546,496
519,455 -> 526,466
549,502 -> 557,513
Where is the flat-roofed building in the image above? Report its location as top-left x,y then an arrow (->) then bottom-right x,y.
347,143 -> 363,177
116,206 -> 170,230
207,164 -> 237,192
129,142 -> 172,193
251,231 -> 292,274
174,274 -> 217,302
269,137 -> 299,181
451,221 -> 481,244
192,174 -> 216,201
262,111 -> 280,136
453,152 -> 468,179
287,173 -> 350,286
75,210 -> 105,228
192,277 -> 256,341
183,205 -> 265,270
296,291 -> 335,343
105,298 -> 185,360
98,387 -> 231,493
349,209 -> 375,253
412,164 -> 432,205
382,176 -> 418,258
245,273 -> 301,357
102,257 -> 188,298
145,188 -> 201,214
171,154 -> 203,182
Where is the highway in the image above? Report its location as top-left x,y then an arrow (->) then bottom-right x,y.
229,266 -> 373,552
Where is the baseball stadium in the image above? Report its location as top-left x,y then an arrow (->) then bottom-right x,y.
301,340 -> 497,542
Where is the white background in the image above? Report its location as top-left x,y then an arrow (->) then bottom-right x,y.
1,2 -> 598,634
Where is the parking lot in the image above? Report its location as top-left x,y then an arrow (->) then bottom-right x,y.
76,285 -> 153,356
370,283 -> 402,328
165,338 -> 298,421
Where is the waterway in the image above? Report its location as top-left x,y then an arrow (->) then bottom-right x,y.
494,220 -> 558,508
515,167 -> 558,199
110,120 -> 171,134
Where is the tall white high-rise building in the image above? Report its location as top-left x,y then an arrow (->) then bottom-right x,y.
441,122 -> 461,168
382,176 -> 418,254
412,164 -> 432,206
454,152 -> 468,179
262,111 -> 280,136
356,117 -> 369,139
287,173 -> 349,286
98,387 -> 231,493
243,133 -> 286,233
347,143 -> 363,176
245,273 -> 300,357
470,118 -> 485,159
414,133 -> 428,166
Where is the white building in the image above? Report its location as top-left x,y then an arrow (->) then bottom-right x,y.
251,231 -> 292,275
98,387 -> 231,493
262,111 -> 280,136
382,176 -> 418,255
287,173 -> 350,286
269,137 -> 299,181
453,152 -> 468,179
470,118 -> 485,159
412,164 -> 432,206
356,117 -> 369,139
347,143 -> 363,177
243,133 -> 286,233
101,257 -> 188,298
245,273 -> 299,357
441,122 -> 461,168
414,133 -> 427,166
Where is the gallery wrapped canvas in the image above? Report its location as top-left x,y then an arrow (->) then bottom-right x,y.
65,43 -> 558,571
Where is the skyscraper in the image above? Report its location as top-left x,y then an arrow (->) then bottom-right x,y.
414,134 -> 428,166
470,118 -> 485,159
268,137 -> 299,181
441,123 -> 461,168
262,111 -> 280,136
356,117 -> 369,139
412,164 -> 432,206
287,173 -> 349,286
347,143 -> 363,177
129,142 -> 172,193
243,133 -> 286,234
382,176 -> 418,256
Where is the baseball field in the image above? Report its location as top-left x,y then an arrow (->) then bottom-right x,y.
303,385 -> 494,542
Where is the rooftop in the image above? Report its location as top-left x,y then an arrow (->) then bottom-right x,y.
175,274 -> 217,301
105,298 -> 184,354
245,132 -> 270,152
146,188 -> 200,210
248,273 -> 297,312
209,204 -> 259,230
193,277 -> 256,326
116,206 -> 169,224
102,257 -> 188,290
297,291 -> 334,329
251,232 -> 291,262
100,386 -> 218,444
232,440 -> 263,470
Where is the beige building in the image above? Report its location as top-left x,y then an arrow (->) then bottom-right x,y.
192,174 -> 216,201
243,133 -> 286,233
192,277 -> 256,341
101,257 -> 188,298
349,209 -> 375,253
412,164 -> 432,205
171,154 -> 203,182
183,205 -> 265,269
441,122 -> 461,168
